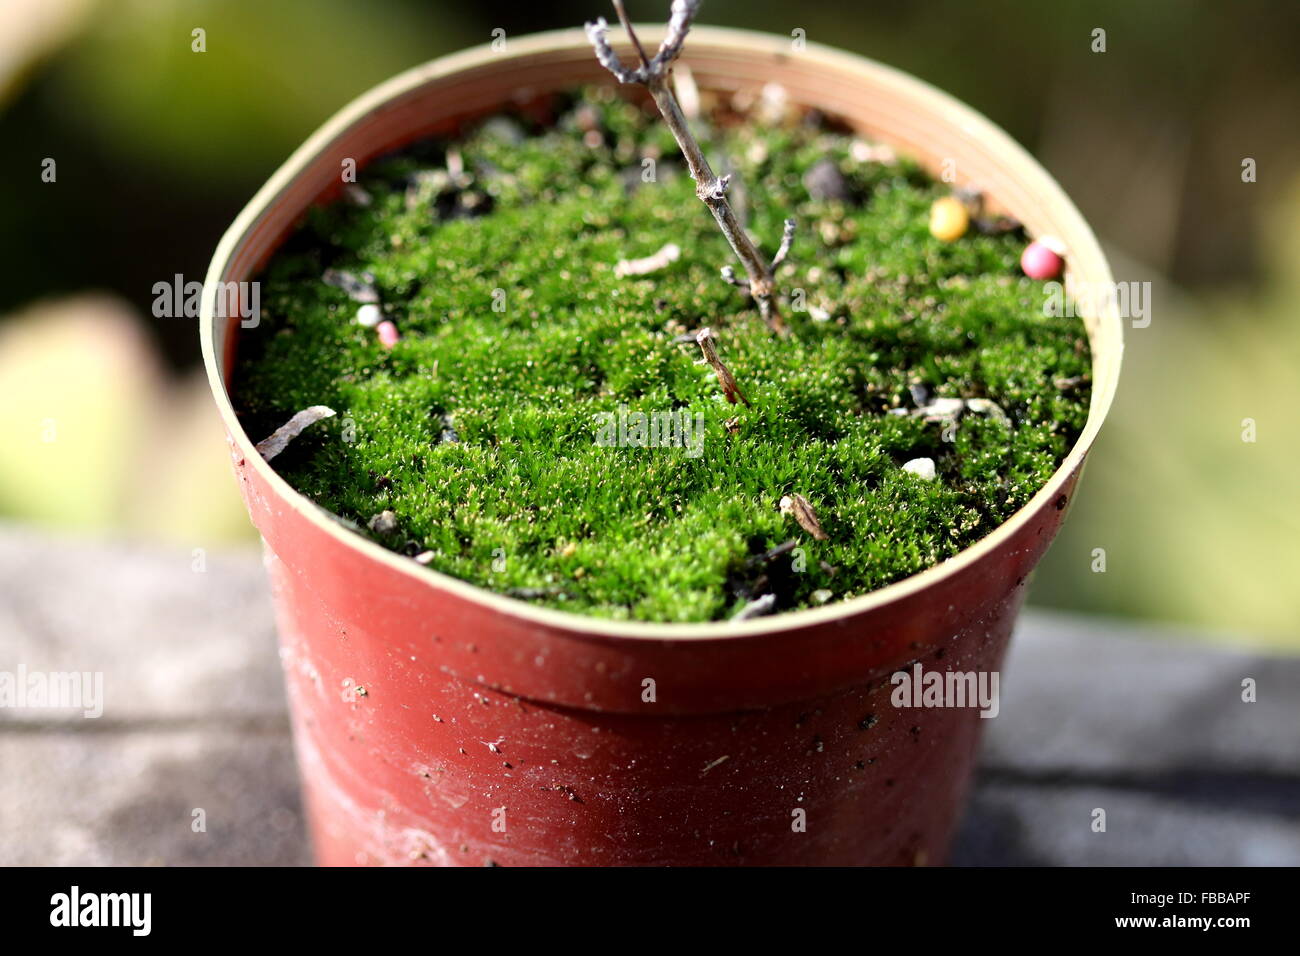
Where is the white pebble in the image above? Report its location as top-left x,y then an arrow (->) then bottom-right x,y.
902,457 -> 937,480
367,510 -> 398,534
356,304 -> 382,327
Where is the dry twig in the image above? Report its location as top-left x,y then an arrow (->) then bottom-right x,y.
586,1 -> 796,333
255,406 -> 336,461
614,241 -> 681,277
695,327 -> 749,407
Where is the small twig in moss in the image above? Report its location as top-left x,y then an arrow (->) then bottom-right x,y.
751,539 -> 798,565
255,406 -> 336,461
771,218 -> 797,269
585,0 -> 796,334
614,241 -> 681,278
695,327 -> 749,407
719,265 -> 747,292
732,594 -> 776,621
779,492 -> 829,540
611,0 -> 651,68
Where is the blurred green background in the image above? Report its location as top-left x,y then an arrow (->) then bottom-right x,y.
1,0 -> 1296,648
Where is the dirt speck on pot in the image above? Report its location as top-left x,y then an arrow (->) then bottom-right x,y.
700,755 -> 730,776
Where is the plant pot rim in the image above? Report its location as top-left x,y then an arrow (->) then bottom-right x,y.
200,24 -> 1123,642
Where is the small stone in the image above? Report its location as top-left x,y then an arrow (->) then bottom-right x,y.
413,551 -> 435,565
405,169 -> 450,211
902,457 -> 937,481
1021,237 -> 1065,280
368,510 -> 398,534
812,589 -> 834,605
322,268 -> 379,304
436,413 -> 459,444
343,185 -> 372,207
376,320 -> 400,348
458,191 -> 487,212
480,116 -> 525,145
758,82 -> 790,124
928,197 -> 969,242
914,397 -> 965,422
804,158 -> 850,201
356,304 -> 382,328
850,140 -> 896,164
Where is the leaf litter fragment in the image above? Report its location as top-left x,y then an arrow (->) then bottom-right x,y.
779,493 -> 829,540
255,406 -> 336,461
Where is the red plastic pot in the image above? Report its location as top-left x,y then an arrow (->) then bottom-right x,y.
202,27 -> 1122,865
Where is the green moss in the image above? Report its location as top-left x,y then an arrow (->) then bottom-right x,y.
233,87 -> 1091,623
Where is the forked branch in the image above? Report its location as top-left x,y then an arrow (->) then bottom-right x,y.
586,0 -> 795,333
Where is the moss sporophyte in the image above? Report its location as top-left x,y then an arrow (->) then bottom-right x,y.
233,4 -> 1092,623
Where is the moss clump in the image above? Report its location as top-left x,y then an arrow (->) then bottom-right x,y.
233,87 -> 1091,623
